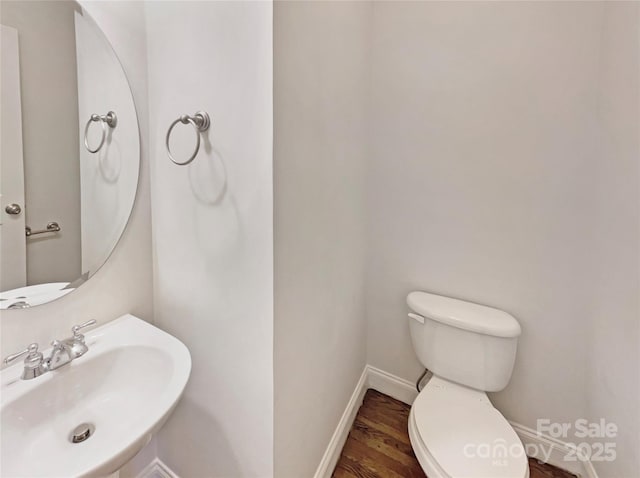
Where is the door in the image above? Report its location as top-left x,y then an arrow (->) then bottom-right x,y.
0,24 -> 27,290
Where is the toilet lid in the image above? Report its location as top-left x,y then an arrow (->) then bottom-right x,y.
412,377 -> 528,478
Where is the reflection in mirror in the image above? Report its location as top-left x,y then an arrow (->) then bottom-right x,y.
0,1 -> 139,309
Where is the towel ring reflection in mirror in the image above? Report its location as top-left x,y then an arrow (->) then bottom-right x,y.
84,111 -> 117,153
165,111 -> 211,166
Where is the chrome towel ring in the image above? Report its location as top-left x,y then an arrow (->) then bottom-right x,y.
84,111 -> 117,153
165,111 -> 211,166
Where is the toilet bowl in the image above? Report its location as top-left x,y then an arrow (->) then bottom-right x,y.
407,291 -> 529,478
408,376 -> 529,478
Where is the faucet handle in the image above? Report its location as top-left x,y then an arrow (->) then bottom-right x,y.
3,343 -> 46,379
3,343 -> 40,365
71,319 -> 97,339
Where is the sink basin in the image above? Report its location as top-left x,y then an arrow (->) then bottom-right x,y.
1,315 -> 191,477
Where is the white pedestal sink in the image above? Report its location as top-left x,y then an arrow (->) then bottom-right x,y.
1,315 -> 191,477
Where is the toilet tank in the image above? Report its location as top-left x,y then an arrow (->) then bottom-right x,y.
407,291 -> 521,392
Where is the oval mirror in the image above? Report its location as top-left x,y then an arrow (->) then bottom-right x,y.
0,1 -> 139,309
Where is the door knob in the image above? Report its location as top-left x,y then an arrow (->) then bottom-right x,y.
4,203 -> 21,215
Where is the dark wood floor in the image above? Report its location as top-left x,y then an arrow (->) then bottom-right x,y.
332,389 -> 577,478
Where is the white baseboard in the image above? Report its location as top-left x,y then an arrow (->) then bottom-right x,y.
313,365 -> 414,478
137,458 -> 179,478
313,367 -> 369,478
366,365 -> 418,405
314,364 -> 599,478
511,422 -> 598,478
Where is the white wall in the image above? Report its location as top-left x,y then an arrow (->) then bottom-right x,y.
367,0 -> 604,432
0,1 -> 153,374
75,7 -> 139,277
144,2 -> 273,476
0,0 -> 81,285
273,2 -> 370,476
588,3 -> 640,477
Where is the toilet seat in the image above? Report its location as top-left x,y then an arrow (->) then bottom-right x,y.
409,376 -> 529,478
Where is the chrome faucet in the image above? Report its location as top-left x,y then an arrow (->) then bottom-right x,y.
3,319 -> 97,380
3,343 -> 46,380
44,340 -> 74,371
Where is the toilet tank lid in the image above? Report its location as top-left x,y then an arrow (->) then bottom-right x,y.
407,291 -> 521,338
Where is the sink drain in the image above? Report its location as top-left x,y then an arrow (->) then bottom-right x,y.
69,423 -> 95,443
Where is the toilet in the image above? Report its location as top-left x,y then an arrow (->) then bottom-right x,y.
406,291 -> 529,478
